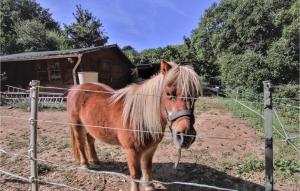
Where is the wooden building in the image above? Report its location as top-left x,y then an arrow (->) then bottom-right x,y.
0,45 -> 135,91
136,62 -> 194,79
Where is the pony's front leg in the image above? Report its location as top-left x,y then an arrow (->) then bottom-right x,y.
141,145 -> 157,191
125,149 -> 142,191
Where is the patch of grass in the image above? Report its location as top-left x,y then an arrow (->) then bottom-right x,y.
237,158 -> 264,175
195,102 -> 211,112
38,162 -> 52,175
14,100 -> 30,112
216,162 -> 233,173
274,158 -> 300,180
40,104 -> 66,111
7,139 -> 28,150
161,138 -> 172,145
222,151 -> 232,158
57,143 -> 71,151
39,136 -> 52,152
221,98 -> 263,132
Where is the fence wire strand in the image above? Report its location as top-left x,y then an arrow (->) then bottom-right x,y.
273,109 -> 289,139
0,168 -> 82,191
0,115 -> 260,141
78,168 -> 238,191
0,149 -> 238,191
233,99 -> 300,154
1,84 -> 299,190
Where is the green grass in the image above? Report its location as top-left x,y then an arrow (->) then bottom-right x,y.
221,98 -> 264,132
221,98 -> 299,138
38,162 -> 52,175
6,136 -> 28,150
220,96 -> 300,181
237,158 -> 264,175
194,102 -> 211,112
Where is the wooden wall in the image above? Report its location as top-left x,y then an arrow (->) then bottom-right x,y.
1,50 -> 134,91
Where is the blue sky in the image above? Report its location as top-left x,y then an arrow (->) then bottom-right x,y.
37,0 -> 218,51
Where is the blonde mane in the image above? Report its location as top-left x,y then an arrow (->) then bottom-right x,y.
111,63 -> 202,144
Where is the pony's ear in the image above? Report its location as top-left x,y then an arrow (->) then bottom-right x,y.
185,64 -> 194,70
160,60 -> 172,75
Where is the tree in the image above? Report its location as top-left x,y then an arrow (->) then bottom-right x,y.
14,19 -> 64,52
64,5 -> 108,48
122,45 -> 140,64
189,0 -> 298,90
0,0 -> 60,54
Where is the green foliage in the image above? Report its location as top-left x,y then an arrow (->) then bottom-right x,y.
189,0 -> 298,88
220,51 -> 268,92
64,5 -> 108,48
237,159 -> 264,174
0,0 -> 60,54
274,158 -> 300,178
13,99 -> 31,112
138,44 -> 193,64
0,1 -> 109,54
222,98 -> 263,131
38,162 -> 51,175
14,19 -> 63,51
272,85 -> 299,132
122,45 -> 140,64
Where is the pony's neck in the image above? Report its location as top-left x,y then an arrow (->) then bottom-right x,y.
112,73 -> 166,144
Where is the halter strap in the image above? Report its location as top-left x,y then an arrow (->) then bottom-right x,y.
168,109 -> 193,122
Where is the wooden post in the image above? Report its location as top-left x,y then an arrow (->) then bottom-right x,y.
263,80 -> 273,191
29,80 -> 40,191
235,87 -> 240,104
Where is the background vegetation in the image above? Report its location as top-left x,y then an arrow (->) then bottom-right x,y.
1,0 -> 299,94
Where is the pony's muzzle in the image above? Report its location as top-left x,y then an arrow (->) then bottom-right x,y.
173,127 -> 196,149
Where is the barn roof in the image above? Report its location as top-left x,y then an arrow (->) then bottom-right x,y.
0,44 -> 133,66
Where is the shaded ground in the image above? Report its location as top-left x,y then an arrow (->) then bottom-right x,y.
0,97 -> 297,191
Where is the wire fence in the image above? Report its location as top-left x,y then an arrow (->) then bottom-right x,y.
1,81 -> 299,191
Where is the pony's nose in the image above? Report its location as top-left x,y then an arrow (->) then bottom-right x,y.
181,127 -> 196,148
176,132 -> 184,144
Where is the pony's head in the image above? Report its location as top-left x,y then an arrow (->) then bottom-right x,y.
160,60 -> 202,149
111,60 -> 202,147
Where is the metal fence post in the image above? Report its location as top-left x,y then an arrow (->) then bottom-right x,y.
263,80 -> 273,191
29,80 -> 40,191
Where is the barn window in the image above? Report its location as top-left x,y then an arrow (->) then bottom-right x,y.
37,63 -> 48,82
49,62 -> 61,80
37,62 -> 62,81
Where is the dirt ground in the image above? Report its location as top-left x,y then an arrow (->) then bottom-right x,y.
0,97 -> 297,191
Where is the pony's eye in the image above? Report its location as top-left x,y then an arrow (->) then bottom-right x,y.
167,92 -> 176,100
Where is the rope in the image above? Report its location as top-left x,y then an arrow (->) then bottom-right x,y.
0,115 -> 259,141
1,84 -> 297,190
273,103 -> 300,110
273,97 -> 300,100
77,168 -> 238,191
273,108 -> 300,154
36,179 -> 82,191
0,148 -> 29,159
0,169 -> 29,182
0,150 -> 237,191
235,100 -> 263,118
38,85 -> 201,100
0,168 -> 82,191
232,100 -> 300,154
0,148 -> 62,168
273,109 -> 289,139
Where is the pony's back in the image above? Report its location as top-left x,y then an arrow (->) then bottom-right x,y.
67,83 -> 114,120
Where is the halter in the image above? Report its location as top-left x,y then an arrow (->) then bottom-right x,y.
165,107 -> 194,133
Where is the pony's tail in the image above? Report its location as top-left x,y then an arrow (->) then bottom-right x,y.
70,126 -> 80,161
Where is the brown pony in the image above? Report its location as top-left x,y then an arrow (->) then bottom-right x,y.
67,60 -> 202,191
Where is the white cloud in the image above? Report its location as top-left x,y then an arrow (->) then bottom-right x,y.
146,0 -> 190,18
